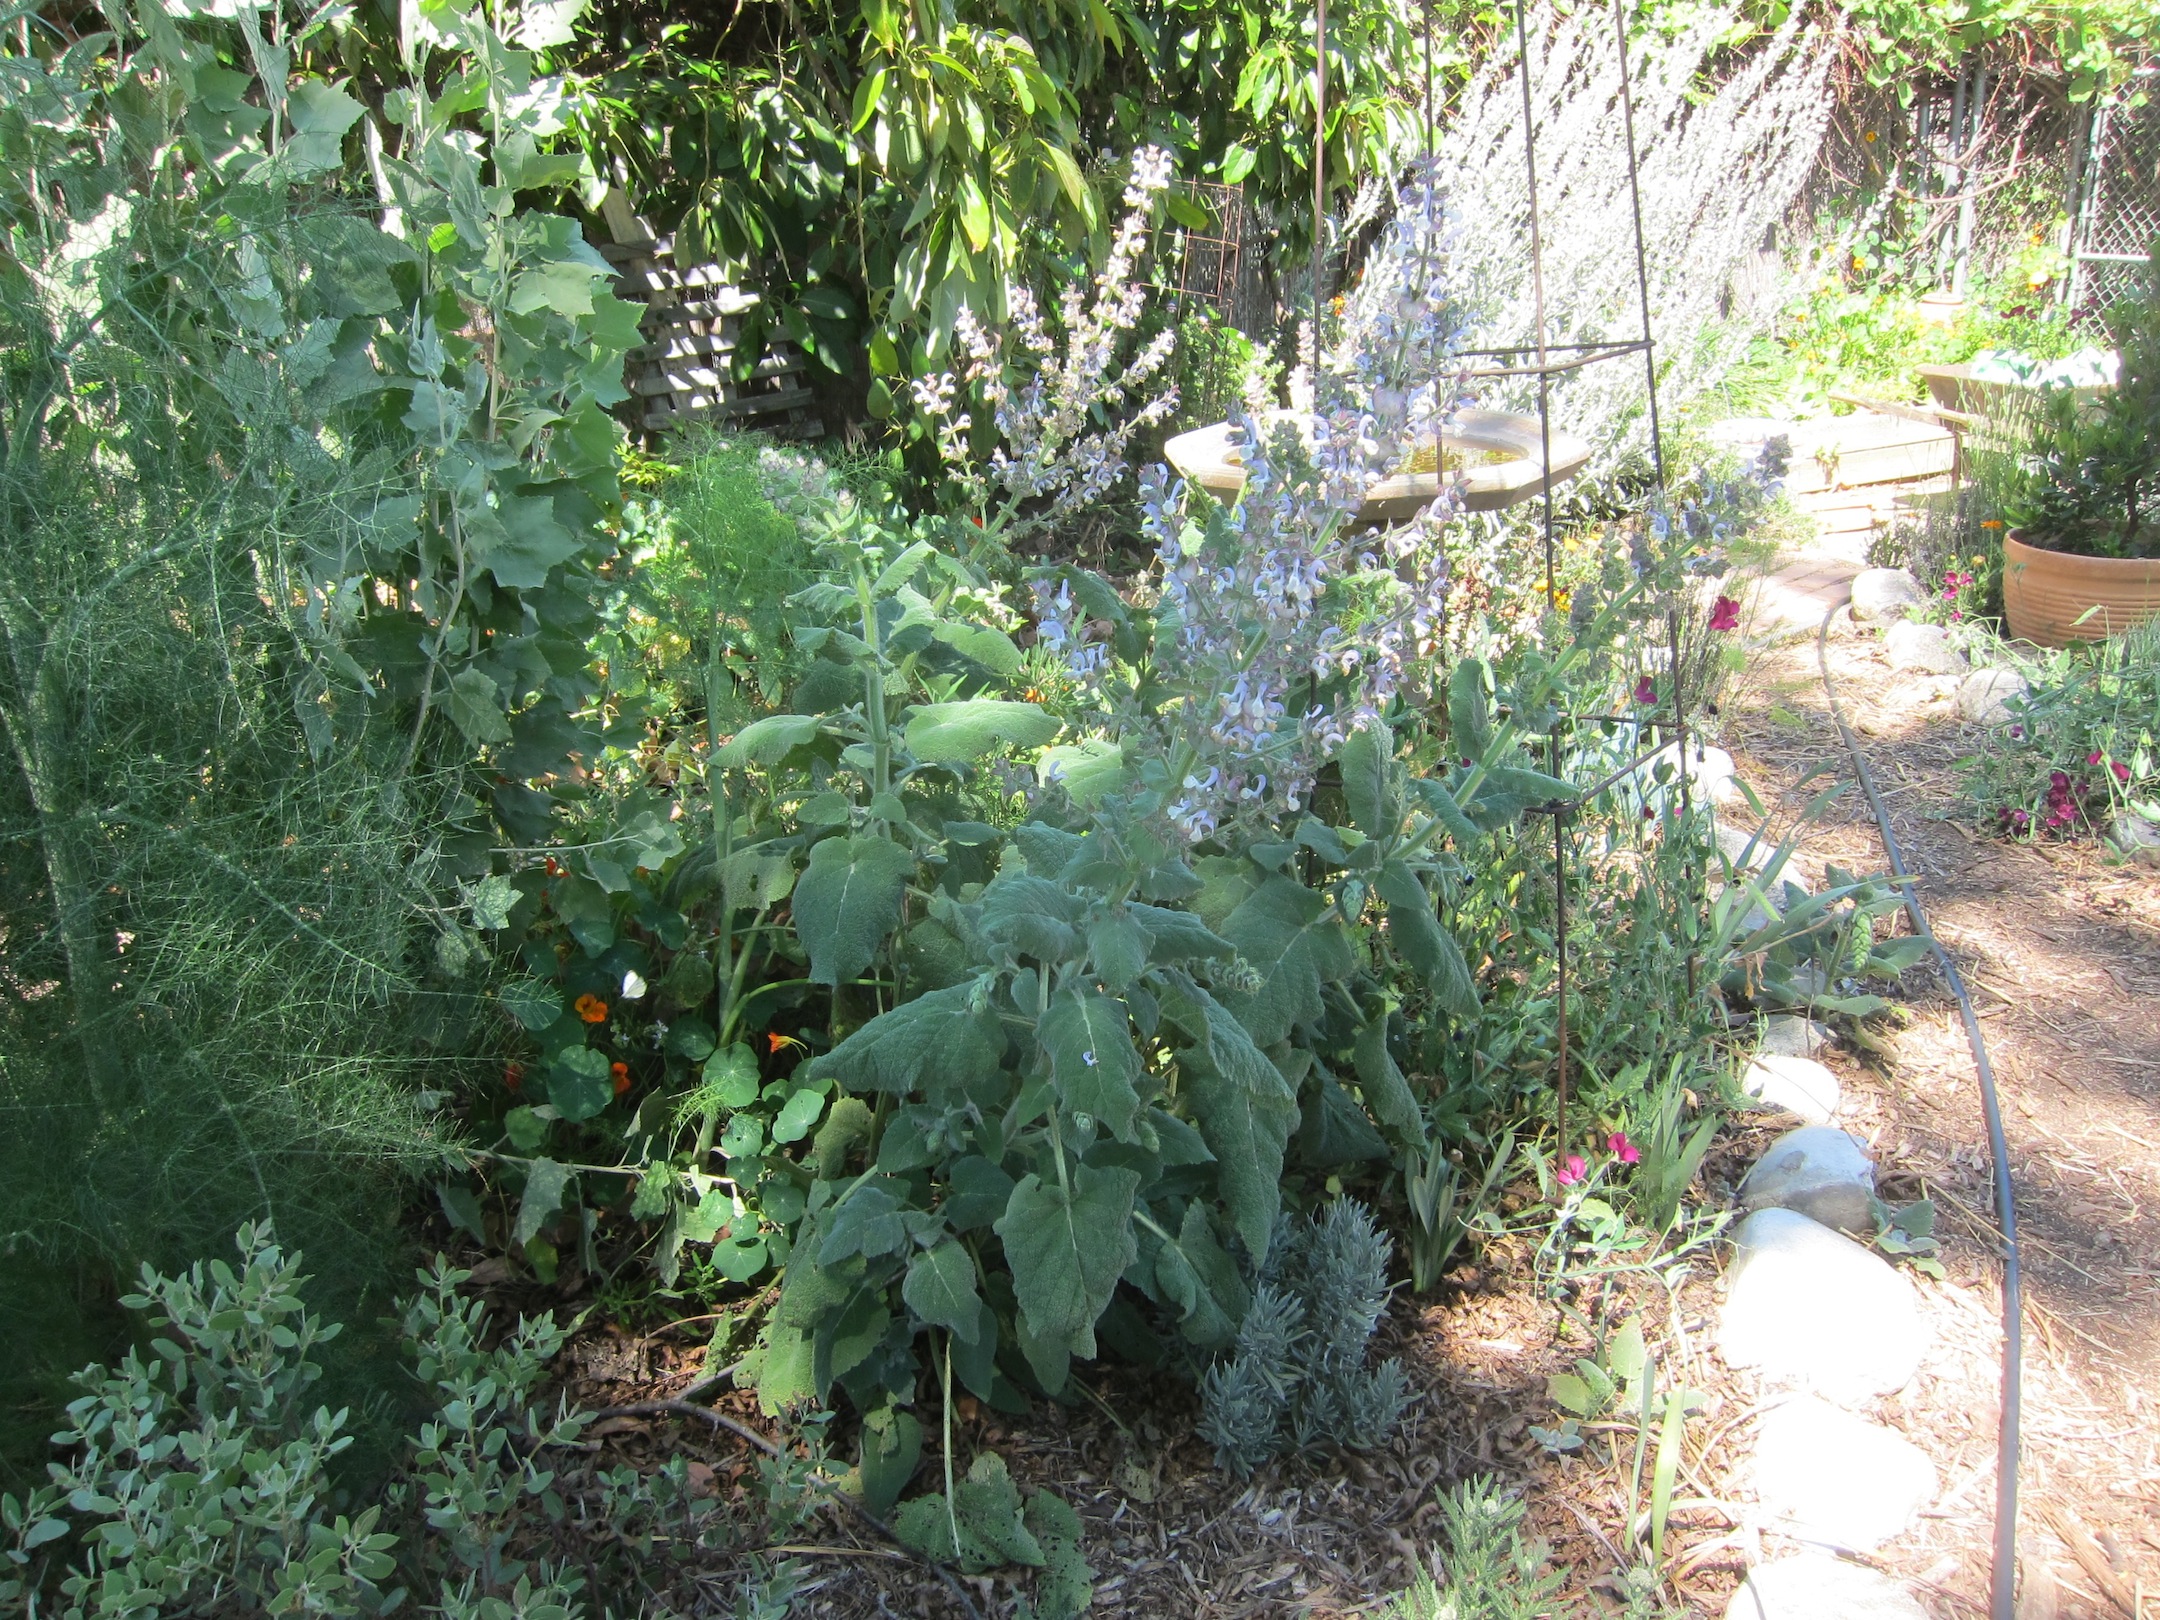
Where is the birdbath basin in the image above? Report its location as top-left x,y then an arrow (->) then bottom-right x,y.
1163,407 -> 1593,523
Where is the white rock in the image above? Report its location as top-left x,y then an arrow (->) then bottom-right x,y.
1882,620 -> 1966,675
1849,569 -> 1926,624
1751,1398 -> 1937,1551
1715,819 -> 1772,874
1759,1014 -> 1830,1057
2105,813 -> 2160,867
1723,1554 -> 1931,1620
1957,666 -> 2029,724
1742,1055 -> 1842,1125
1741,1127 -> 1877,1233
1634,741 -> 1744,809
1720,1209 -> 1928,1401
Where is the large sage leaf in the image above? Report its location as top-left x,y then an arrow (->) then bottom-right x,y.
1339,720 -> 1396,838
903,1239 -> 984,1341
1375,860 -> 1480,1020
1181,1047 -> 1299,1259
804,984 -> 1003,1098
793,833 -> 914,985
1216,874 -> 1353,1045
1352,1014 -> 1424,1136
994,1164 -> 1140,1376
1150,1201 -> 1248,1350
905,699 -> 1060,764
1037,989 -> 1145,1142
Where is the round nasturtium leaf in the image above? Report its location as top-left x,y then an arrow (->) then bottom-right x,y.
719,1113 -> 766,1160
547,1047 -> 613,1122
704,1043 -> 761,1109
771,1085 -> 827,1144
713,1232 -> 769,1283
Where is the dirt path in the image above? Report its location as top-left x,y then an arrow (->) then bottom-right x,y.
1719,599 -> 2160,1620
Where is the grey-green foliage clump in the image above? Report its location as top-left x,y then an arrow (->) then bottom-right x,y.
1388,1476 -> 1566,1620
1197,1199 -> 1410,1477
0,1224 -> 805,1620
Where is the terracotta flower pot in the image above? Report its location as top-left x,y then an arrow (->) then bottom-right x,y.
2002,531 -> 2160,647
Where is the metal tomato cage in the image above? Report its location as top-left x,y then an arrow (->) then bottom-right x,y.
1307,0 -> 1688,1166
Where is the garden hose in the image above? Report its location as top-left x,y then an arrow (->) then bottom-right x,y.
1814,605 -> 2024,1620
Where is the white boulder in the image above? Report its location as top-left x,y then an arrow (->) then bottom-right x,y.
1723,1554 -> 1931,1620
1743,1054 -> 1841,1126
1751,1397 -> 1937,1551
1957,666 -> 2029,724
1758,1014 -> 1830,1060
1882,620 -> 1965,675
1848,569 -> 1926,624
1720,1209 -> 1928,1401
1741,1127 -> 1876,1233
2105,813 -> 2160,867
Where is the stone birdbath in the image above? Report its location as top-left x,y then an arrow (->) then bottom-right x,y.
1162,407 -> 1593,525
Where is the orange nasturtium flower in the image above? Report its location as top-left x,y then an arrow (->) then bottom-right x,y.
767,1031 -> 804,1055
611,1061 -> 632,1096
574,993 -> 609,1023
1980,519 -> 2004,530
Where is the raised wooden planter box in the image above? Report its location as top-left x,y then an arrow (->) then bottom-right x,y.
2003,531 -> 2160,646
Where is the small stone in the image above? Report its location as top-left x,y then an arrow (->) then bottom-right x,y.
1741,1127 -> 1877,1232
2105,813 -> 2160,867
1751,1397 -> 1937,1550
1849,569 -> 1927,624
1957,666 -> 2029,724
1742,1054 -> 1842,1125
1720,1208 -> 1928,1401
1882,620 -> 1966,675
1723,1554 -> 1931,1620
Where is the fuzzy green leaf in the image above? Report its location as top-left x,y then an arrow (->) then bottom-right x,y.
513,1158 -> 571,1248
712,713 -> 821,769
1182,1050 -> 1299,1259
1339,721 -> 1395,838
904,699 -> 1060,765
1216,875 -> 1353,1045
793,834 -> 913,985
1449,659 -> 1493,758
903,1239 -> 984,1341
1375,861 -> 1480,1019
1038,989 -> 1145,1141
804,984 -> 1004,1098
1352,1014 -> 1423,1136
1086,912 -> 1149,991
995,1164 -> 1140,1375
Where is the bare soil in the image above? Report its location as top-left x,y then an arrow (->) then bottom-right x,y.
540,609 -> 2160,1620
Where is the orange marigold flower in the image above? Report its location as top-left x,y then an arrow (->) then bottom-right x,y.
574,993 -> 609,1023
611,1061 -> 632,1096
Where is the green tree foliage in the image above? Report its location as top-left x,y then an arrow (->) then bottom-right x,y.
559,0 -> 1417,370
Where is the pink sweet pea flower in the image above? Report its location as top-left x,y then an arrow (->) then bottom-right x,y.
1634,676 -> 1657,706
1557,1153 -> 1589,1187
1607,1131 -> 1640,1165
1708,595 -> 1740,632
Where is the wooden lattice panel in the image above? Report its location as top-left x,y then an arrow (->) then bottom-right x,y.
598,237 -> 823,440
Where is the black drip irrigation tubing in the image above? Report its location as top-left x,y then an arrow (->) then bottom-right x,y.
1814,604 -> 2024,1620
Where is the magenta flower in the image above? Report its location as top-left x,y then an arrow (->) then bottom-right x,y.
2113,761 -> 2131,784
1708,595 -> 1741,632
1607,1131 -> 1640,1165
1634,676 -> 1657,706
2088,751 -> 2104,766
1557,1153 -> 1589,1187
